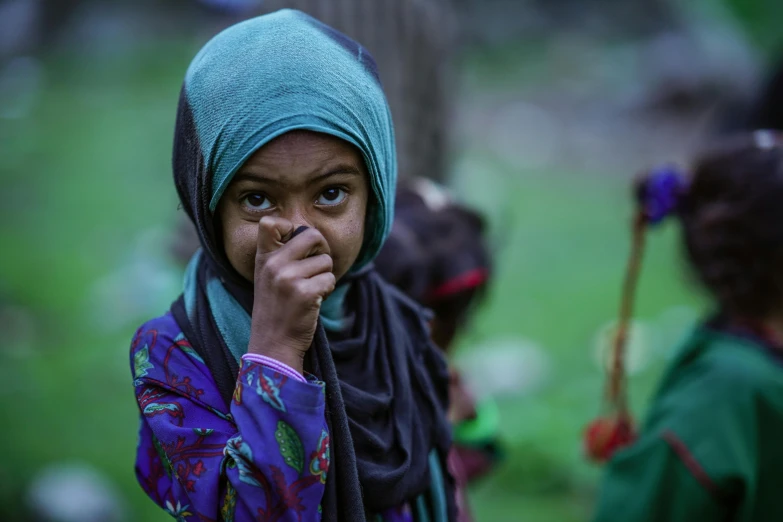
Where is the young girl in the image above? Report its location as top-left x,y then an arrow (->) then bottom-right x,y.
592,131 -> 783,522
130,10 -> 455,522
374,181 -> 501,522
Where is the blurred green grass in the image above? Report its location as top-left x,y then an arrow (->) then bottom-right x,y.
0,42 -> 704,521
0,44 -> 193,521
724,0 -> 783,58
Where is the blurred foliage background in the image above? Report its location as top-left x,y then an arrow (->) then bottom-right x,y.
1,0 -> 782,520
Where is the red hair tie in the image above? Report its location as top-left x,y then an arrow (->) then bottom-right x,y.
426,268 -> 489,302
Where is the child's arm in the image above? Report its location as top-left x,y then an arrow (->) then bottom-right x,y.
132,321 -> 329,522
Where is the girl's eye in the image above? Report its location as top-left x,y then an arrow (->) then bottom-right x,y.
241,193 -> 272,211
317,187 -> 347,206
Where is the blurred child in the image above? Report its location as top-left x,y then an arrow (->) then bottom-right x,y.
592,131 -> 783,522
375,180 -> 502,522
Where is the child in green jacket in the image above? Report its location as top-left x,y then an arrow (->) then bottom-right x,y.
594,131 -> 783,522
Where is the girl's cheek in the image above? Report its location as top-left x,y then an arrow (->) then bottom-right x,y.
225,221 -> 258,281
331,218 -> 365,278
239,226 -> 259,277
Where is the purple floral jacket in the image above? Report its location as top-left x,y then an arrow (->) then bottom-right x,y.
131,312 -> 413,521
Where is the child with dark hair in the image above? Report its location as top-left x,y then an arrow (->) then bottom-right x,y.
375,180 -> 501,522
591,131 -> 783,522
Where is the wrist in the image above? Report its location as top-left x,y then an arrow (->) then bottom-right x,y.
247,335 -> 306,374
242,353 -> 307,383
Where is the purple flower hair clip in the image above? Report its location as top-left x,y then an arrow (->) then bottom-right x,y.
637,164 -> 688,226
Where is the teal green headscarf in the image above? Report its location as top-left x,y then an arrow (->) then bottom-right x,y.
180,8 -> 396,270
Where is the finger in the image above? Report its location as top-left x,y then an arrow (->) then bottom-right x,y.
279,254 -> 333,280
257,217 -> 295,255
280,226 -> 331,261
302,271 -> 337,301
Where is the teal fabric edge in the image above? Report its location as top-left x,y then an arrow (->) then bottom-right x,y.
415,495 -> 431,522
429,450 -> 449,522
184,249 -> 251,363
320,283 -> 350,332
205,277 -> 251,362
414,450 -> 448,522
183,249 -> 202,324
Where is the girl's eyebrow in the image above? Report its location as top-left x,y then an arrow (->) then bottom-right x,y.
233,164 -> 363,186
310,165 -> 363,183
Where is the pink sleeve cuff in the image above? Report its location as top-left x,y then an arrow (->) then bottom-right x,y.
241,353 -> 307,383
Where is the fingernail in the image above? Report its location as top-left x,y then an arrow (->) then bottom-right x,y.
292,225 -> 309,238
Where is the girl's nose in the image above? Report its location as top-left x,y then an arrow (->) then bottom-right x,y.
282,203 -> 314,231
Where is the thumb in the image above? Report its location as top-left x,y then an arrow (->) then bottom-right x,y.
257,216 -> 295,254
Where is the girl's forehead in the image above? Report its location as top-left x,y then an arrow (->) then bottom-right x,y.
240,131 -> 367,176
234,131 -> 368,186
256,130 -> 360,160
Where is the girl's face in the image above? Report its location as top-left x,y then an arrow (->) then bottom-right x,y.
217,130 -> 369,283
